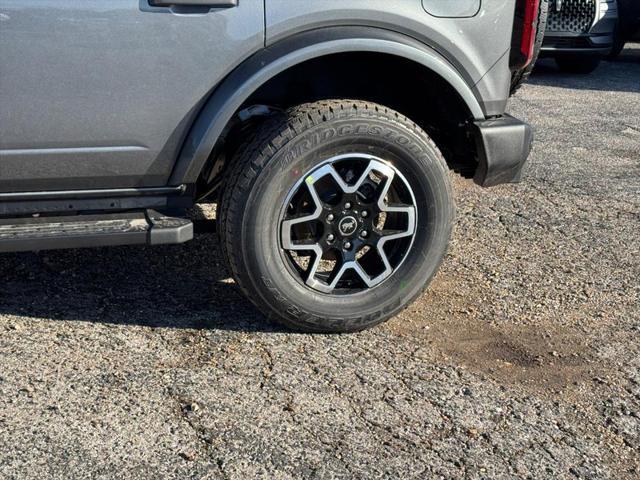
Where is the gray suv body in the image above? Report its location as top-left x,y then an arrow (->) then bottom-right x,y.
0,0 -> 536,332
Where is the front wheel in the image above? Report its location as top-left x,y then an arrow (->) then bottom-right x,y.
219,100 -> 455,333
555,55 -> 602,74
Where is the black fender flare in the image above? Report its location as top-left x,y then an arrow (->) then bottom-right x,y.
169,26 -> 485,185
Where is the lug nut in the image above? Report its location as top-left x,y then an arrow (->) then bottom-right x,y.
361,230 -> 369,238
344,202 -> 352,210
361,210 -> 369,218
327,234 -> 335,242
327,214 -> 335,222
344,242 -> 352,250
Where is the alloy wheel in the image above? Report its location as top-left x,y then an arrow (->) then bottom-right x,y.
280,154 -> 418,294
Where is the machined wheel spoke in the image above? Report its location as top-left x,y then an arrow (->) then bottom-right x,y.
281,182 -> 323,250
308,261 -> 375,293
376,227 -> 414,273
289,239 -> 321,250
378,228 -> 413,239
383,202 -> 415,214
304,253 -> 323,285
281,154 -> 418,294
310,158 -> 396,195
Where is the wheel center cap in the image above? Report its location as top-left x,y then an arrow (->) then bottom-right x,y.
338,216 -> 358,237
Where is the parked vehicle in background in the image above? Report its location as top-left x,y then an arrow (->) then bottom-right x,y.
0,0 -> 537,333
610,0 -> 640,58
541,0 -> 619,73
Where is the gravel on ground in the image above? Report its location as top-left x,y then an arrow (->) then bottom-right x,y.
0,45 -> 638,480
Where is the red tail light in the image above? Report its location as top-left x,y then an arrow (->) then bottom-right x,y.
520,0 -> 541,67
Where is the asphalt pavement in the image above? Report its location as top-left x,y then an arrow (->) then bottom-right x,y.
0,45 -> 638,479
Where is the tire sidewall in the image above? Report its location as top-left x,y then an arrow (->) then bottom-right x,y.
240,115 -> 454,331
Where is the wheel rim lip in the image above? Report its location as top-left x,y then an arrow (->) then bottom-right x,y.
278,153 -> 419,295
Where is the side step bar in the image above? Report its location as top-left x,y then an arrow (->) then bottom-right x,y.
0,210 -> 193,253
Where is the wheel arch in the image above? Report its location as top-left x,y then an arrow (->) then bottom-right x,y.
168,26 -> 485,187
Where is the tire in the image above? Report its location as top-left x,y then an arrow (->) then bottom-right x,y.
555,55 -> 601,74
510,0 -> 549,95
607,27 -> 626,60
219,100 -> 455,333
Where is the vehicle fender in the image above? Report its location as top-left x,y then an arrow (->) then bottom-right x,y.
169,27 -> 485,185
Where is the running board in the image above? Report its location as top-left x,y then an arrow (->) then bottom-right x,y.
0,210 -> 193,253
